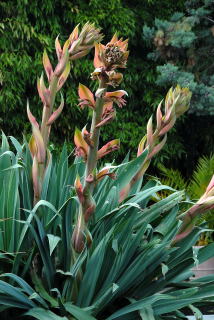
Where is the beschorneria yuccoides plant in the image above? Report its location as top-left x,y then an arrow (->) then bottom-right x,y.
27,22 -> 201,252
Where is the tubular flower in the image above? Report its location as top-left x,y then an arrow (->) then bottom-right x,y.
96,167 -> 116,181
105,90 -> 128,108
96,102 -> 116,128
78,83 -> 95,109
74,128 -> 89,160
95,90 -> 128,128
94,34 -> 129,70
77,85 -> 127,122
27,102 -> 46,164
82,127 -> 94,147
43,50 -> 53,82
97,139 -> 120,159
74,175 -> 85,204
37,74 -> 51,107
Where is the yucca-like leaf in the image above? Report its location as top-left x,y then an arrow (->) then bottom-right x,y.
0,132 -> 10,153
109,148 -> 149,193
9,136 -> 23,155
28,215 -> 56,289
25,308 -> 68,320
1,134 -> 214,319
77,228 -> 114,307
0,135 -> 22,253
0,280 -> 36,309
31,272 -> 58,307
64,302 -> 97,319
0,273 -> 48,308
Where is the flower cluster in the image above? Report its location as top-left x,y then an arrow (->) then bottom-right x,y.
91,34 -> 129,86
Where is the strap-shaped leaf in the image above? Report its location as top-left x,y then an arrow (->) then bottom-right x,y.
25,308 -> 68,320
64,302 -> 97,320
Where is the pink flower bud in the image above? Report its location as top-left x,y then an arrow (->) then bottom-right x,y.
43,50 -> 53,82
55,35 -> 62,61
74,128 -> 89,160
72,213 -> 85,253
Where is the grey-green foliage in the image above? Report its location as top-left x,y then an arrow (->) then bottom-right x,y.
143,0 -> 214,115
1,134 -> 214,318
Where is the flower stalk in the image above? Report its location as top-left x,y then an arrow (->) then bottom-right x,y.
27,23 -> 102,204
120,85 -> 192,202
72,35 -> 129,252
85,77 -> 108,185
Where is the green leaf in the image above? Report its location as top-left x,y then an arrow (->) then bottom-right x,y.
139,306 -> 155,320
64,302 -> 97,320
31,272 -> 58,308
29,217 -> 56,289
77,230 -> 113,307
1,132 -> 9,153
1,273 -> 47,308
0,280 -> 36,308
25,308 -> 68,320
188,304 -> 203,320
69,248 -> 87,277
106,294 -> 171,320
112,148 -> 148,191
47,234 -> 61,255
9,136 -> 23,155
161,263 -> 169,277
